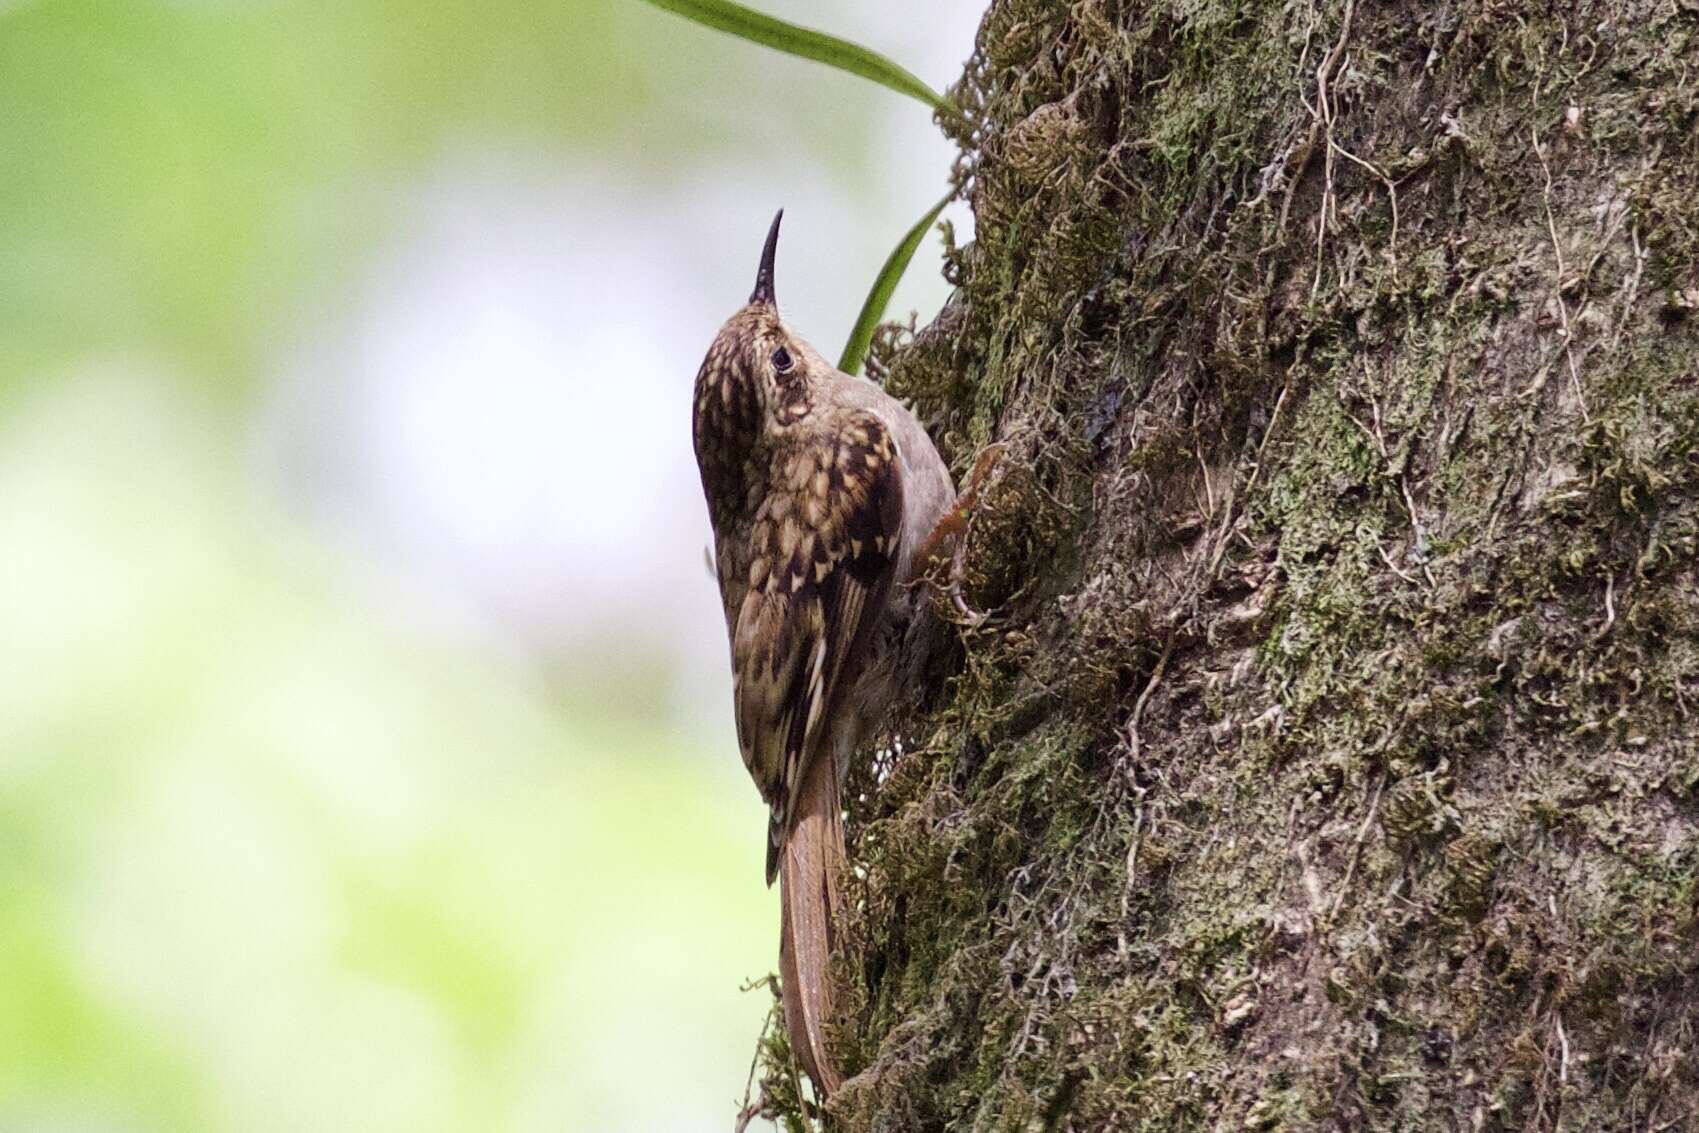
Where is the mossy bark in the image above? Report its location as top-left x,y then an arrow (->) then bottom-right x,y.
771,1 -> 1699,1129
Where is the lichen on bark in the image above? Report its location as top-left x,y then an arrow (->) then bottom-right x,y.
764,1 -> 1699,1129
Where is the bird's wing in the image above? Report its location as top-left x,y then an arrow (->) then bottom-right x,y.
730,412 -> 904,882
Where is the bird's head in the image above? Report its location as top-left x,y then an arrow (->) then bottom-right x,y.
694,210 -> 833,433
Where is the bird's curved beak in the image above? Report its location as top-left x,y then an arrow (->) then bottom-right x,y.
749,209 -> 783,306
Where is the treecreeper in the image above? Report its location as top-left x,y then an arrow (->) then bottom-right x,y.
690,211 -> 961,1094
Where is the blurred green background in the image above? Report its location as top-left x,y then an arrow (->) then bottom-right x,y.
0,1 -> 979,1128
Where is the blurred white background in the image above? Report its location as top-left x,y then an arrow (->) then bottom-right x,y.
0,1 -> 982,1130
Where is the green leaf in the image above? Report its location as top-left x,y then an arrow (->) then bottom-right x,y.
838,194 -> 951,376
638,0 -> 953,114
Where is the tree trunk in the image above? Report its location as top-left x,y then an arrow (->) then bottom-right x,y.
773,1 -> 1699,1129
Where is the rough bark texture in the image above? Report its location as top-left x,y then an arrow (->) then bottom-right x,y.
760,1 -> 1699,1129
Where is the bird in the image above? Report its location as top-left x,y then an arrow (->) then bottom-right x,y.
691,210 -> 959,1094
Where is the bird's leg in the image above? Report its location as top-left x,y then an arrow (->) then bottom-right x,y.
917,442 -> 1006,565
915,443 -> 1007,625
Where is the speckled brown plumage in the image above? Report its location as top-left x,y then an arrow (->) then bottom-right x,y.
691,212 -> 957,1095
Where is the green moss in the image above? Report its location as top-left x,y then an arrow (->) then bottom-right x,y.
758,1 -> 1699,1128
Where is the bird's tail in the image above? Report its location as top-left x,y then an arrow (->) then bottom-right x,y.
777,748 -> 847,1095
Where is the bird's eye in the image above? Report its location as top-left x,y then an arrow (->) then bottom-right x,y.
771,347 -> 794,373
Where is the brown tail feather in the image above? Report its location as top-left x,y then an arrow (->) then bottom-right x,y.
777,748 -> 846,1095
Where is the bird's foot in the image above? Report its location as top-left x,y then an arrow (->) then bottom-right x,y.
917,442 -> 1007,626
